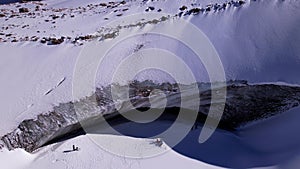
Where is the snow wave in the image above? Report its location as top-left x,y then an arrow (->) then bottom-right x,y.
2,80 -> 300,154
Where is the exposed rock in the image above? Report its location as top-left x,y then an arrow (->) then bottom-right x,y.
2,81 -> 300,153
51,15 -> 59,20
35,5 -> 40,11
47,37 -> 64,45
40,38 -> 46,44
239,0 -> 246,5
99,3 -> 107,7
205,6 -> 211,12
30,36 -> 39,41
19,8 -> 29,13
145,6 -> 155,12
77,35 -> 94,41
0,0 -> 248,45
187,8 -> 201,15
179,6 -> 188,11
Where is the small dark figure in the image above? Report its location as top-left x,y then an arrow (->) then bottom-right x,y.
72,145 -> 79,151
63,145 -> 79,153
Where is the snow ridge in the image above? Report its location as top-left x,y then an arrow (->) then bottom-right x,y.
2,80 -> 300,153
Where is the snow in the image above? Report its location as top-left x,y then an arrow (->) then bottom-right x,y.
0,44 -> 80,135
0,135 -> 226,169
0,0 -> 299,168
188,0 -> 300,84
0,148 -> 35,169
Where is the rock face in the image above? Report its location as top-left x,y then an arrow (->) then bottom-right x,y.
19,7 -> 29,13
2,81 -> 300,153
214,84 -> 300,128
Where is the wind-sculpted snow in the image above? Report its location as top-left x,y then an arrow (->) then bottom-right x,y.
1,81 -> 300,153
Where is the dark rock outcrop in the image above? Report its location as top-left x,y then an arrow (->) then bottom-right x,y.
19,8 -> 29,13
2,81 -> 300,152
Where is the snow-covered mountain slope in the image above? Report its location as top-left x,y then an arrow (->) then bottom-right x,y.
0,0 -> 300,168
0,0 -> 299,84
189,0 -> 300,83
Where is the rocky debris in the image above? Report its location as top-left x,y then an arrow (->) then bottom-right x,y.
20,36 -> 29,42
19,7 -> 29,13
0,0 -> 130,44
40,37 -> 47,44
48,37 -> 64,45
50,14 -> 60,20
179,0 -> 247,17
99,3 -> 107,7
30,36 -> 39,41
238,0 -> 246,5
133,44 -> 144,52
120,1 -> 126,5
76,35 -> 94,41
21,24 -> 29,28
148,6 -> 155,10
72,35 -> 95,44
35,5 -> 40,11
2,81 -> 300,152
205,4 -> 212,12
189,8 -> 201,15
145,6 -> 155,12
11,14 -> 171,45
0,0 -> 249,46
39,37 -> 65,45
179,5 -> 188,11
